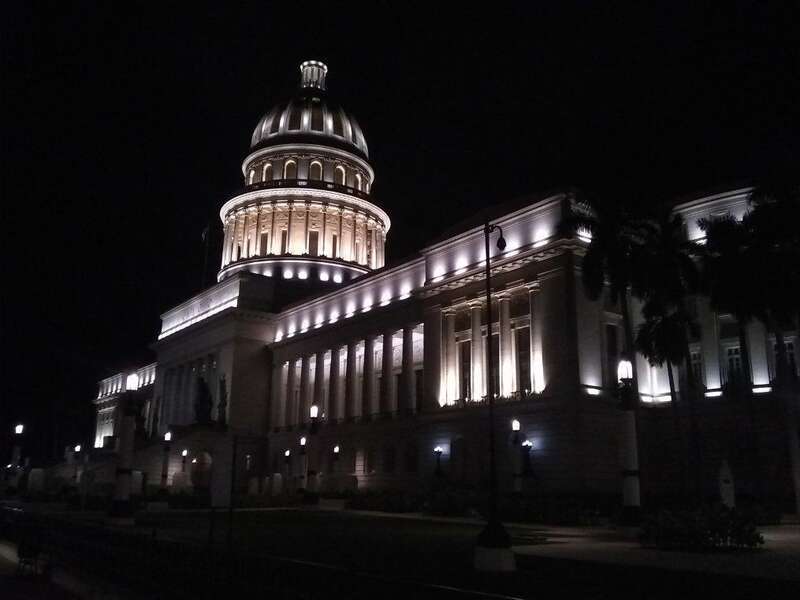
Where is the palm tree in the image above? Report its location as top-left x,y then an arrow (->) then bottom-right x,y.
697,215 -> 759,392
563,199 -> 647,520
699,181 -> 800,512
635,303 -> 698,500
632,209 -> 701,501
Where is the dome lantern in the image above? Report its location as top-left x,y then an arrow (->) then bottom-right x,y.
300,60 -> 327,90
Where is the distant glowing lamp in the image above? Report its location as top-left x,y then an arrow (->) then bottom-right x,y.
181,449 -> 188,457
300,436 -> 307,447
164,431 -> 172,442
522,440 -> 533,449
617,359 -> 633,383
333,445 -> 340,454
511,419 -> 521,432
74,445 -> 81,453
14,424 -> 24,435
309,405 -> 319,419
126,373 -> 140,390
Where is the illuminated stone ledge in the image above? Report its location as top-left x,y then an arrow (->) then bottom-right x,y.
158,272 -> 275,340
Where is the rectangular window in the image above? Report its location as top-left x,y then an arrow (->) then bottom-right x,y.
280,230 -> 288,254
490,333 -> 500,397
690,350 -> 704,385
308,230 -> 319,256
260,233 -> 269,255
605,324 -> 620,387
415,369 -> 424,412
515,327 -> 531,393
459,341 -> 471,399
726,346 -> 742,384
773,341 -> 798,379
331,234 -> 338,258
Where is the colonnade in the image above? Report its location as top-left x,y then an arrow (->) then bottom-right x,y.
221,200 -> 386,270
271,324 -> 420,429
434,282 -> 542,405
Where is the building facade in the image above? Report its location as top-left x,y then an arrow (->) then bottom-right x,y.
87,62 -> 799,508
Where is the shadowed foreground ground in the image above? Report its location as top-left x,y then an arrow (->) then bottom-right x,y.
129,508 -> 799,599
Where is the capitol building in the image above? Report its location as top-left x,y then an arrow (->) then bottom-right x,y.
82,61 -> 798,510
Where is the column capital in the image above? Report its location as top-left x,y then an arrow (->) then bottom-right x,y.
467,299 -> 483,310
496,291 -> 512,301
442,306 -> 458,316
525,279 -> 541,293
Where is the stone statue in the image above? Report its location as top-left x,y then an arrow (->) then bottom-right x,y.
217,375 -> 228,426
194,377 -> 213,424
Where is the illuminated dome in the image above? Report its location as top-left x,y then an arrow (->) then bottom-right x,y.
218,61 -> 389,289
250,61 -> 369,159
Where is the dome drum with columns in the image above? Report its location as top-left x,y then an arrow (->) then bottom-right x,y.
218,61 -> 389,285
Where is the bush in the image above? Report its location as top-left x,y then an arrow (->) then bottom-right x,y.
640,504 -> 764,551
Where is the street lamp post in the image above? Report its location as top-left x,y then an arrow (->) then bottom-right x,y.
181,449 -> 188,473
474,219 -> 515,572
160,431 -> 172,495
73,444 -> 82,483
299,436 -> 307,490
12,424 -> 24,469
433,446 -> 443,476
617,358 -> 641,524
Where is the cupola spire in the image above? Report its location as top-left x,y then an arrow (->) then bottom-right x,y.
300,60 -> 328,90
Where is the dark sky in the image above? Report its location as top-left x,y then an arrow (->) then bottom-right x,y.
2,2 -> 798,459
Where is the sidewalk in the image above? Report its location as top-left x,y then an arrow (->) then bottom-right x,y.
511,524 -> 800,582
305,507 -> 800,582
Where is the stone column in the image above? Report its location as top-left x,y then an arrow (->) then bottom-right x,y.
221,218 -> 232,266
423,306 -> 443,410
299,355 -> 311,424
362,335 -> 376,418
314,350 -> 326,415
254,205 -> 264,255
527,281 -> 542,393
401,325 -> 416,415
443,308 -> 458,404
697,296 -> 721,391
271,362 -> 286,429
286,359 -> 298,426
329,346 -> 341,420
109,393 -> 136,520
345,341 -> 358,420
381,330 -> 395,415
498,293 -> 514,397
746,320 -> 770,387
470,301 -> 484,400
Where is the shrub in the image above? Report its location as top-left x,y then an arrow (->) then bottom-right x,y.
640,504 -> 764,551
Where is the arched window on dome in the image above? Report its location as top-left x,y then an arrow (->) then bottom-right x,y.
309,161 -> 323,181
284,160 -> 297,180
354,173 -> 362,191
262,163 -> 273,182
364,180 -> 370,194
248,169 -> 255,185
334,165 -> 346,186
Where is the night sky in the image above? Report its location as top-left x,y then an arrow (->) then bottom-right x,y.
2,2 -> 798,460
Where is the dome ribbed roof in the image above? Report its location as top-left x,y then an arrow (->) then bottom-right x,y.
250,61 -> 369,159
